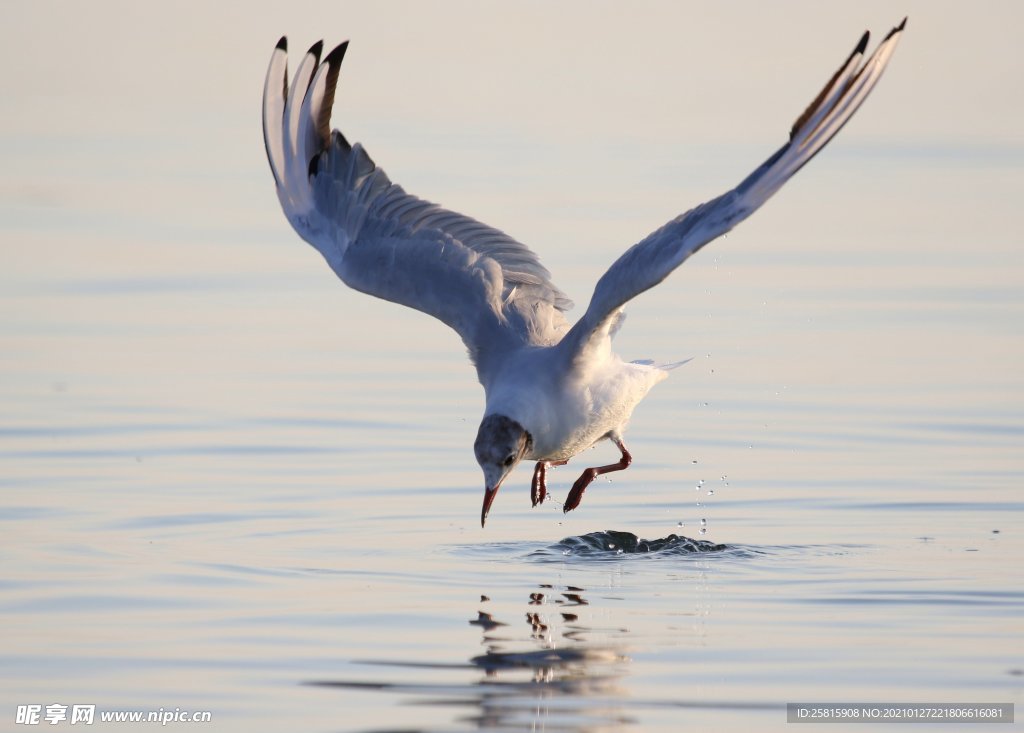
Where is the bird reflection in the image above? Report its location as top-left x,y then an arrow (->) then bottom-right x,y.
307,583 -> 632,732
463,584 -> 631,730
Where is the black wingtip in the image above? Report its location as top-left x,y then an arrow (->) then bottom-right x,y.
854,30 -> 870,56
275,36 -> 287,51
788,27 -> 872,142
323,40 -> 350,68
306,40 -> 324,61
312,41 -> 351,147
885,17 -> 908,41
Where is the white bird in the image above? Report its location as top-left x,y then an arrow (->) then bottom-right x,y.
262,19 -> 906,527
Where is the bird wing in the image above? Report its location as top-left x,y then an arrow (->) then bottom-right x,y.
262,39 -> 572,382
559,19 -> 906,365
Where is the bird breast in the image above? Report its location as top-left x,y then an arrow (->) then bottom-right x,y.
487,352 -> 667,462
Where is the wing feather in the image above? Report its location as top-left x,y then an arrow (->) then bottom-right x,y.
264,22 -> 906,381
560,19 -> 906,364
261,37 -> 289,187
282,42 -> 322,202
262,39 -> 572,382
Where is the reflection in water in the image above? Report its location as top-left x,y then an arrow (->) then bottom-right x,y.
309,583 -> 631,732
306,534 -> 730,730
467,584 -> 631,730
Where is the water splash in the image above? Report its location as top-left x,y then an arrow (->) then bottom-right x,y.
535,530 -> 726,559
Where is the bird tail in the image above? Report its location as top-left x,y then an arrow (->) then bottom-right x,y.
657,357 -> 692,371
630,357 -> 692,371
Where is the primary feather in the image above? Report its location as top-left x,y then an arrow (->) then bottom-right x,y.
262,38 -> 572,382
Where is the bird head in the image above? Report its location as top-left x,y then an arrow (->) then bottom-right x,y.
474,414 -> 532,527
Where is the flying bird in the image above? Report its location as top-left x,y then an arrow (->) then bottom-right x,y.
262,20 -> 906,526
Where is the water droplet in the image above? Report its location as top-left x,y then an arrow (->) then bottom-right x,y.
692,459 -> 698,464
707,489 -> 715,496
677,521 -> 684,527
699,527 -> 707,535
721,475 -> 727,481
700,518 -> 707,526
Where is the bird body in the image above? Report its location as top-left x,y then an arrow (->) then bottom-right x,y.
485,345 -> 668,464
262,20 -> 906,526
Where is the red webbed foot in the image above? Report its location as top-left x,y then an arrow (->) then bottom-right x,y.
561,439 -> 632,514
531,462 -> 546,507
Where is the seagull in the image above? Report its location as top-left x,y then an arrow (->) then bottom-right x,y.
262,19 -> 906,527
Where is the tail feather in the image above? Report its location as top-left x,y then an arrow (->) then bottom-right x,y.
658,357 -> 692,371
629,357 -> 691,371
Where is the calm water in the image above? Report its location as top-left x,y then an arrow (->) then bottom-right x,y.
3,4 -> 1023,731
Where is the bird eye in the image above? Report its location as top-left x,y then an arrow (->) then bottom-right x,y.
503,454 -> 515,467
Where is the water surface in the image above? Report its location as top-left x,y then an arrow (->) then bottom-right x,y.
2,3 -> 1023,731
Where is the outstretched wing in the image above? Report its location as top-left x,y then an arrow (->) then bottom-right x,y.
262,39 -> 572,381
560,19 -> 906,364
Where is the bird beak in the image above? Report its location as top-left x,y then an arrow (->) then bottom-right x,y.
481,481 -> 502,528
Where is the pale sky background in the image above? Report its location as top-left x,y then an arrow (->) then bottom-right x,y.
4,0 -> 1022,145
3,1 -> 1020,269
2,0 -> 1022,402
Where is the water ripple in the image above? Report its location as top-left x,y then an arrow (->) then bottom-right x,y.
534,530 -> 727,559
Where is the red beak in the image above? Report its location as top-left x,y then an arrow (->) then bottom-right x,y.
481,484 -> 501,528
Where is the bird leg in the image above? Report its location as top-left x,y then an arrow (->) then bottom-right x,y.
563,438 -> 632,513
531,459 -> 568,507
